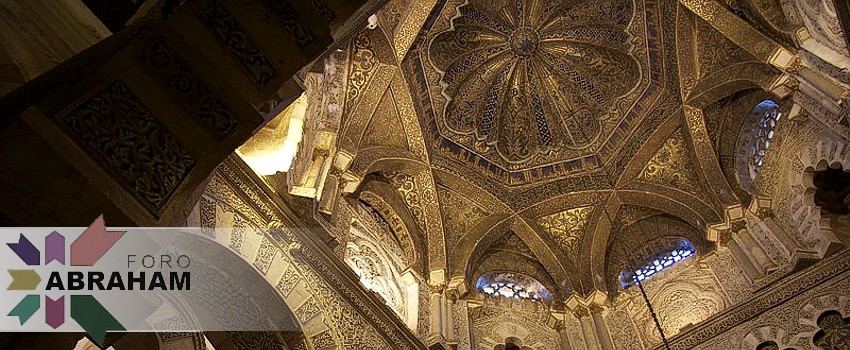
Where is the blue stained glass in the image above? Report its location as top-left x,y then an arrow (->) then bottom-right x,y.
750,100 -> 781,176
623,240 -> 695,287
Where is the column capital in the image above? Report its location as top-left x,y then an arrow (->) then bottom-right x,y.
553,319 -> 567,332
428,283 -> 446,294
748,196 -> 775,220
588,303 -> 606,315
429,269 -> 447,286
446,276 -> 467,301
708,203 -> 747,244
570,305 -> 590,318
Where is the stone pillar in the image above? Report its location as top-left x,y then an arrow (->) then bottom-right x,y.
574,306 -> 601,350
554,320 -> 574,350
428,284 -> 444,342
727,238 -> 762,280
590,305 -> 615,350
735,229 -> 774,275
452,299 -> 472,350
443,292 -> 456,342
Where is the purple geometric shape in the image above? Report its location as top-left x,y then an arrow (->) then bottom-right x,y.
7,234 -> 39,265
45,231 -> 65,265
46,296 -> 65,329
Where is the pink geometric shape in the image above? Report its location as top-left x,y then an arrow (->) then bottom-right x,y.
70,215 -> 126,266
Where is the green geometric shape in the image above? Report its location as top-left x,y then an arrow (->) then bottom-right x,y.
70,295 -> 125,347
8,295 -> 40,325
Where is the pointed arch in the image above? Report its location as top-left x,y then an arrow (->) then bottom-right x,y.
449,213 -> 573,298
357,174 -> 429,274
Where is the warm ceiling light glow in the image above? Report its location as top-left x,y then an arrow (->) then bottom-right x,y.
238,94 -> 308,175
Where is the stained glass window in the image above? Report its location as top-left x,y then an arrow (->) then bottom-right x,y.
476,272 -> 551,301
621,239 -> 695,287
750,100 -> 782,176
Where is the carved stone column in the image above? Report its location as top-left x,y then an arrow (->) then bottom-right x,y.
443,292 -> 456,343
574,306 -> 601,350
727,237 -> 762,281
553,320 -> 574,350
590,305 -> 615,350
735,228 -> 775,275
428,283 -> 445,344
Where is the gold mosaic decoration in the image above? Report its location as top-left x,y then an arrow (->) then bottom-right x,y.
638,129 -> 701,194
362,87 -> 409,149
427,0 -> 640,169
437,186 -> 490,244
536,206 -> 593,256
347,32 -> 377,106
382,171 -> 427,230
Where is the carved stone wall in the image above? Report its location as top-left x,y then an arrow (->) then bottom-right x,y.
604,306 -> 644,350
596,248 -> 850,350
564,311 -> 589,350
467,297 -> 560,350
618,256 -> 730,347
757,106 -> 846,257
344,202 -> 420,329
188,155 -> 426,349
782,0 -> 849,59
690,262 -> 850,350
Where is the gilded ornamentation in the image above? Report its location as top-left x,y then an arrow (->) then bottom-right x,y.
415,170 -> 449,270
470,297 -> 560,350
229,216 -> 246,251
784,56 -> 804,73
205,158 -> 422,348
605,309 -> 644,350
362,87 -> 409,149
382,171 -> 427,230
347,32 -> 377,106
537,206 -> 593,257
390,75 -> 428,159
438,186 -> 490,244
253,237 -> 277,274
393,0 -> 437,61
694,20 -> 757,80
428,0 -> 639,167
613,205 -> 663,229
382,170 -> 448,270
667,252 -> 850,350
677,0 -> 778,62
200,196 -> 216,237
379,0 -> 410,31
57,80 -> 195,214
198,1 -> 278,88
359,192 -> 417,267
638,128 -> 701,194
626,261 -> 728,346
607,216 -> 712,296
813,312 -> 850,349
352,203 -> 409,266
405,0 -> 662,188
684,105 -> 736,204
488,232 -> 537,260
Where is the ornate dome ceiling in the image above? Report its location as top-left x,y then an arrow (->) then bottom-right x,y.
418,0 -> 654,186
